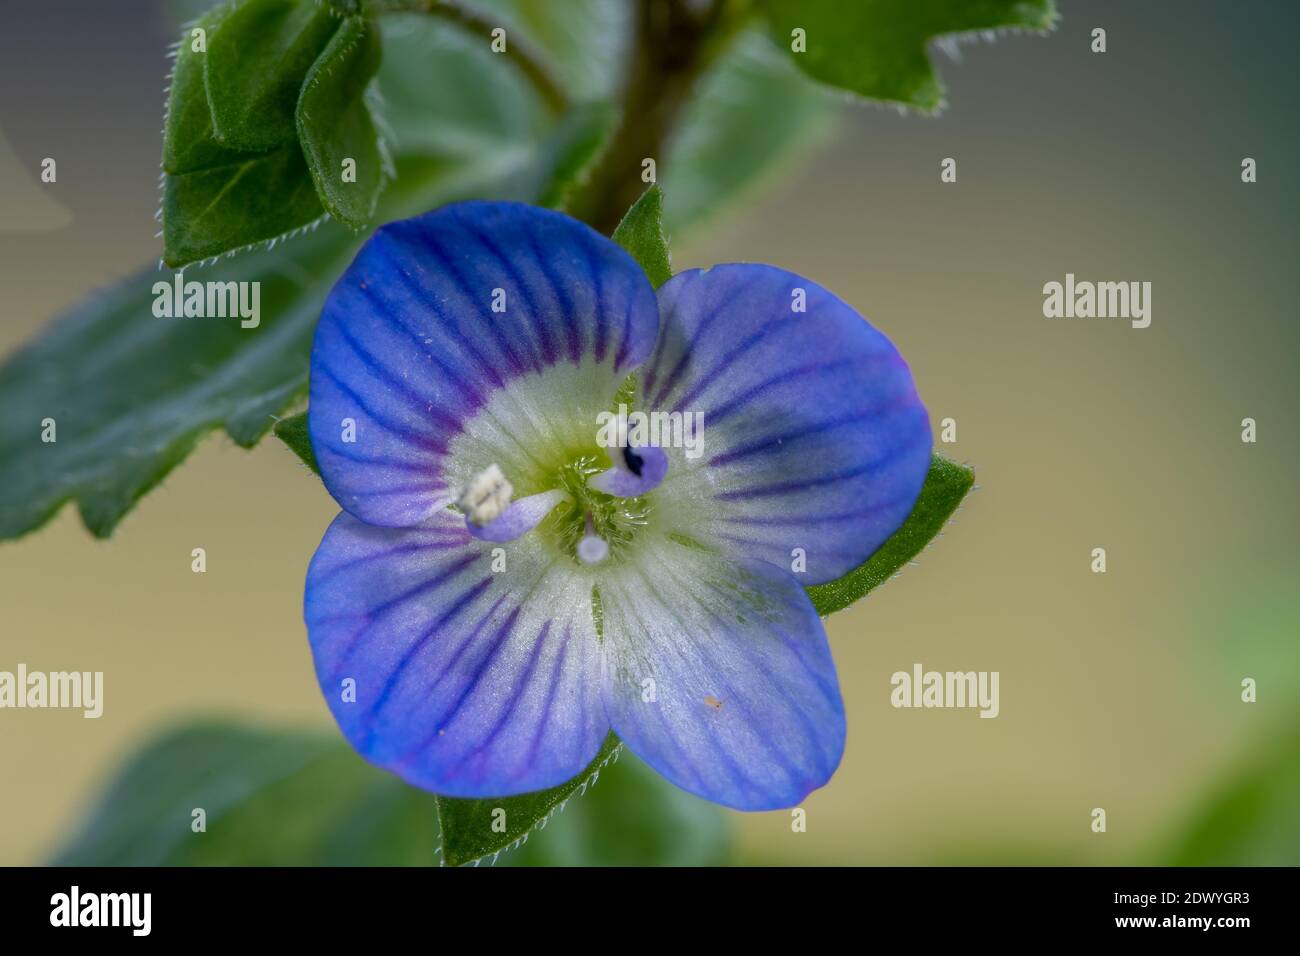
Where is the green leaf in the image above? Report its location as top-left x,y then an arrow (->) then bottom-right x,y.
0,15 -> 584,540
273,411 -> 318,473
50,722 -> 440,866
0,223 -> 356,539
164,3 -> 330,266
611,185 -> 671,287
663,28 -> 838,233
51,721 -> 729,866
160,0 -> 332,267
1167,722 -> 1300,865
163,3 -> 252,175
805,454 -> 974,616
435,732 -> 621,866
501,748 -> 730,866
759,0 -> 1056,113
163,143 -> 325,267
296,14 -> 386,230
434,733 -> 729,867
204,0 -> 342,151
163,2 -> 383,262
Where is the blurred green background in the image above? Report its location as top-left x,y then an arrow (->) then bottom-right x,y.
1,0 -> 1297,865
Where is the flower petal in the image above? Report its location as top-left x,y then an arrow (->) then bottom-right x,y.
308,201 -> 660,528
305,508 -> 607,797
642,264 -> 932,585
598,536 -> 845,810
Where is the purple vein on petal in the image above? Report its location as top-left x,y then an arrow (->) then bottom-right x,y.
417,231 -> 535,376
456,213 -> 557,367
313,361 -> 447,452
359,575 -> 497,747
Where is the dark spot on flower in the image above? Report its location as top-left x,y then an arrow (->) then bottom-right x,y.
623,446 -> 644,477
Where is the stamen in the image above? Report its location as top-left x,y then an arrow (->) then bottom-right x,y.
458,463 -> 512,527
459,464 -> 566,543
577,513 -> 609,565
591,443 -> 668,498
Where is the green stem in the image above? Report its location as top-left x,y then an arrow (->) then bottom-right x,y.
568,0 -> 752,234
372,0 -> 569,116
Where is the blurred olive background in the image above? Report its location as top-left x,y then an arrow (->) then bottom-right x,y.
2,0 -> 1297,865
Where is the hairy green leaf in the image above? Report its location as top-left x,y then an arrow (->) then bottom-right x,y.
435,733 -> 623,866
806,455 -> 974,615
163,3 -> 251,175
163,143 -> 324,267
163,2 -> 329,267
297,15 -> 386,230
760,0 -> 1056,112
611,185 -> 672,287
501,747 -> 729,866
0,224 -> 353,539
164,2 -> 383,262
273,411 -> 317,473
0,16 -> 578,540
205,0 -> 342,151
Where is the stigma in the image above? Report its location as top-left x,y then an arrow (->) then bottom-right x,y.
577,513 -> 609,565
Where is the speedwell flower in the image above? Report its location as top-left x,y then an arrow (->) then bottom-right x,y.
304,201 -> 931,810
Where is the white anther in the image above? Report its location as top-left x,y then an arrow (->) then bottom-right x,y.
458,464 -> 512,527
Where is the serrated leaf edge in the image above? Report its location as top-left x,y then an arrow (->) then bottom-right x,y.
295,18 -> 392,231
434,742 -> 626,868
769,3 -> 1059,117
159,2 -> 373,269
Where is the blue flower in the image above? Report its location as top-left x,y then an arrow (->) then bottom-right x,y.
304,201 -> 931,810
